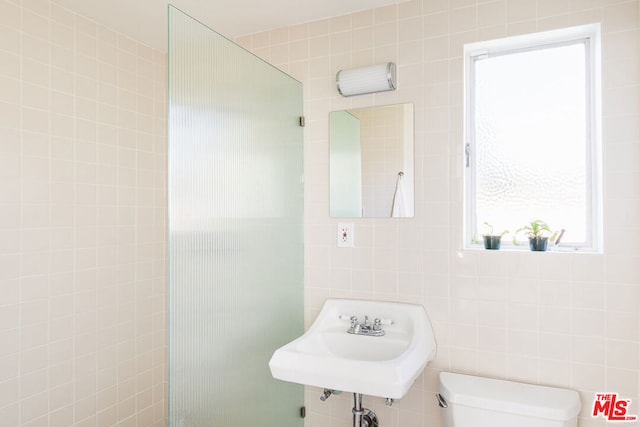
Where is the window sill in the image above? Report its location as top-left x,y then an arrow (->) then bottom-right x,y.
464,244 -> 602,254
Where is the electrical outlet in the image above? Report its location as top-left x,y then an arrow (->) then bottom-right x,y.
337,223 -> 354,247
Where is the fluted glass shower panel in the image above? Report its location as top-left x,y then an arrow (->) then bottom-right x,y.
168,6 -> 304,426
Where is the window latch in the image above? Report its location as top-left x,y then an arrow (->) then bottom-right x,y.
465,143 -> 471,168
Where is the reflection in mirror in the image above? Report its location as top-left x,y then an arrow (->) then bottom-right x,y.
330,103 -> 414,218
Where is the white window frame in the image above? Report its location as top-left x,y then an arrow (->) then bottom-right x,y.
463,24 -> 602,252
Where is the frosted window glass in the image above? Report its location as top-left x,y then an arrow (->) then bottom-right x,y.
168,6 -> 303,426
473,43 -> 588,244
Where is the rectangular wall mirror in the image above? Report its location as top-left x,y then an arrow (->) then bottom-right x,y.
330,103 -> 414,218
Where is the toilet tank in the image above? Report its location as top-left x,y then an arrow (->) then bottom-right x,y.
438,372 -> 581,427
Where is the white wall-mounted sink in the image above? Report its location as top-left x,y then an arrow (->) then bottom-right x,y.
269,299 -> 437,399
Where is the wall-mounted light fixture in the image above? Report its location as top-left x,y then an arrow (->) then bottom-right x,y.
336,62 -> 397,97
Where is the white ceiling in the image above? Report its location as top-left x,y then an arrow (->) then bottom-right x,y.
52,0 -> 408,52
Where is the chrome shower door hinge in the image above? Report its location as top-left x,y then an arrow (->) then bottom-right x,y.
465,143 -> 471,168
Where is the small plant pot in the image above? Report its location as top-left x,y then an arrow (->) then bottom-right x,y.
483,235 -> 502,250
529,236 -> 549,251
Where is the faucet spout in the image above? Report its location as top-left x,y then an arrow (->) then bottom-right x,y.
346,315 -> 385,336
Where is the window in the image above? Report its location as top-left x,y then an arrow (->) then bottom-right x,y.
463,24 -> 602,252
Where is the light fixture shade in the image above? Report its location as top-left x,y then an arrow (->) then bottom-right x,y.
336,62 -> 397,97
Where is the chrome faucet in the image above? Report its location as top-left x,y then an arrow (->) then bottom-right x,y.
347,315 -> 385,336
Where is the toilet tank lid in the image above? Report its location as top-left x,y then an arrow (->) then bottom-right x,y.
439,372 -> 581,421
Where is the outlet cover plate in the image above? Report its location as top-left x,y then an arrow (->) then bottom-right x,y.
337,223 -> 354,247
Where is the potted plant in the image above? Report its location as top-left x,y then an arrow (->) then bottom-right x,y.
513,219 -> 557,251
481,222 -> 508,250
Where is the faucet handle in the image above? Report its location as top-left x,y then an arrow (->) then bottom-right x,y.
373,318 -> 382,331
349,316 -> 361,333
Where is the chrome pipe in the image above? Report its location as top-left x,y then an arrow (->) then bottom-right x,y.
353,393 -> 364,427
352,393 -> 378,427
320,389 -> 341,401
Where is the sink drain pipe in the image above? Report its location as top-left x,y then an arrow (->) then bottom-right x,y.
352,393 -> 378,427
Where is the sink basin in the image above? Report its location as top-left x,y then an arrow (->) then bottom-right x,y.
268,299 -> 437,399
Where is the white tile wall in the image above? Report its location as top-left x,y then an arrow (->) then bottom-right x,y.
238,1 -> 640,426
0,0 -> 167,425
2,0 -> 638,425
